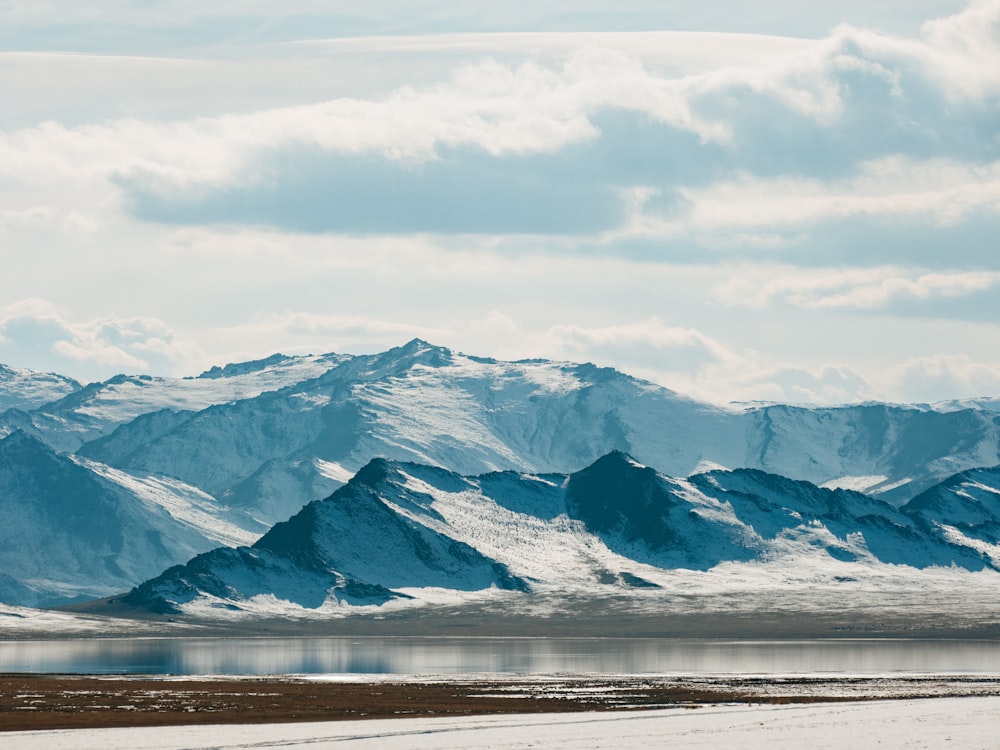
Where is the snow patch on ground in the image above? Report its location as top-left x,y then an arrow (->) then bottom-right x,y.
820,475 -> 889,492
961,480 -> 1000,498
936,524 -> 1000,567
7,697 -> 1000,749
313,458 -> 354,484
390,470 -> 657,590
690,459 -> 730,474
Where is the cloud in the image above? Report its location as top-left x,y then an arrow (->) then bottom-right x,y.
0,48 -> 698,234
517,317 -> 885,405
717,268 -> 1000,311
0,205 -> 99,235
0,2 -> 974,50
671,158 -> 1000,231
130,9 -> 1000,245
465,310 -> 521,338
240,312 -> 448,340
542,317 -> 736,372
889,354 -> 1000,402
0,300 -> 202,382
209,312 -> 451,361
123,146 -> 626,235
920,0 -> 1000,98
2,3 -> 998,246
723,365 -> 877,406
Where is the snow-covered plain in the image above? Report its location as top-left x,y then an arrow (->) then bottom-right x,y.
8,697 -> 1000,749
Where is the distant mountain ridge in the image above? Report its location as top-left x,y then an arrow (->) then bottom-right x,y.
0,352 -> 349,453
71,340 -> 740,524
2,339 -> 1000,609
66,339 -> 1000,516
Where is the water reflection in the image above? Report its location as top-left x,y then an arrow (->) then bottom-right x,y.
2,637 -> 1000,676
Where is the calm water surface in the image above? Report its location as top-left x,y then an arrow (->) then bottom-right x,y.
2,637 -> 1000,676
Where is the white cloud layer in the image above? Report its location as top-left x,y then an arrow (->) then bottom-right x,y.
717,268 -> 1000,310
890,355 -> 1000,403
639,159 -> 1000,240
4,2 -> 999,238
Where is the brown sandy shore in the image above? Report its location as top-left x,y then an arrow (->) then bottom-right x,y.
4,674 -> 1000,732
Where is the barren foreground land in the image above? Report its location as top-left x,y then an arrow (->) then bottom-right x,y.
4,674 -> 1000,732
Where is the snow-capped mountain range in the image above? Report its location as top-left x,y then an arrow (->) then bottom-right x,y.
115,451 -> 999,617
1,338 -> 999,611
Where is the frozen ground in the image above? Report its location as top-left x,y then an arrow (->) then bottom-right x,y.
7,696 -> 1000,749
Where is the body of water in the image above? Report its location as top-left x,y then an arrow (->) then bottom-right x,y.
2,637 -> 1000,676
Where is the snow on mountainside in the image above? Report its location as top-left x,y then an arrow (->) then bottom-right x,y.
72,340 -> 1000,531
0,352 -> 350,452
75,458 -> 265,548
4,339 -> 1000,613
902,466 -> 1000,566
747,403 -> 1000,502
689,468 -> 987,570
0,364 -> 80,413
114,451 -> 997,617
0,430 -> 261,607
120,458 -> 528,615
72,340 -> 741,525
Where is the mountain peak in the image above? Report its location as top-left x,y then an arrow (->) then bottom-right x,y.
366,339 -> 454,375
400,337 -> 434,350
566,450 -> 671,544
581,449 -> 646,473
349,456 -> 395,486
396,338 -> 450,359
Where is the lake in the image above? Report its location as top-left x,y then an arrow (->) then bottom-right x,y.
2,637 -> 1000,676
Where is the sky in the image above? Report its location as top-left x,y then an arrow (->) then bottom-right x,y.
1,0 -> 999,405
